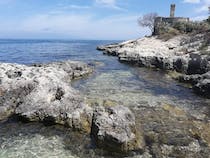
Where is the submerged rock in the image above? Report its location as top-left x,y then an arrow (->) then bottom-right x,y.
91,105 -> 144,153
0,61 -> 93,132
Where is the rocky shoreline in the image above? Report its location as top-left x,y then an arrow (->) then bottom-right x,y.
0,61 -> 93,130
0,60 -> 144,154
1,37 -> 210,156
97,34 -> 210,98
1,57 -> 210,157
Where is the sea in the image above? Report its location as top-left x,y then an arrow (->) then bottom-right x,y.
0,39 -> 210,158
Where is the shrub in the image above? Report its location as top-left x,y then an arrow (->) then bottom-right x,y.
158,28 -> 181,41
172,21 -> 210,34
173,22 -> 187,32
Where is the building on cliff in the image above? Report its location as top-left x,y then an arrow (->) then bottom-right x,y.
154,4 -> 190,35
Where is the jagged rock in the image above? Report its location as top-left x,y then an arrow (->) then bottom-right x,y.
97,35 -> 210,98
193,79 -> 210,98
187,54 -> 209,75
97,35 -> 210,75
91,105 -> 144,153
178,71 -> 210,98
0,61 -> 93,132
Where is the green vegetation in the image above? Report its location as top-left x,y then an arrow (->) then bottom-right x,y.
158,19 -> 210,41
173,21 -> 210,33
157,27 -> 181,41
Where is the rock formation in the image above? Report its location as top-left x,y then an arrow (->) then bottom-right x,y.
0,61 -> 144,154
179,71 -> 210,98
97,34 -> 210,98
91,105 -> 144,153
0,61 -> 93,132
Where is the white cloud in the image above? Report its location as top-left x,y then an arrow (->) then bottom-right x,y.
191,15 -> 208,20
47,4 -> 91,15
95,0 -> 125,10
195,1 -> 209,13
63,5 -> 90,9
2,12 -> 148,40
183,0 -> 201,3
96,0 -> 116,6
183,0 -> 209,19
196,5 -> 209,12
204,0 -> 210,3
0,0 -> 147,39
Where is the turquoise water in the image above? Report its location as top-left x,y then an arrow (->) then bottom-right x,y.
0,39 -> 210,158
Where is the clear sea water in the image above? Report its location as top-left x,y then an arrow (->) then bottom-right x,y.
0,39 -> 210,158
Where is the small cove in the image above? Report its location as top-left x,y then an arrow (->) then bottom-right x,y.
0,39 -> 210,157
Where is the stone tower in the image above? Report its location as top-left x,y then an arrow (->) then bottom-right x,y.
170,4 -> 176,18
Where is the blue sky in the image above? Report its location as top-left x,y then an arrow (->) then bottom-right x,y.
0,0 -> 209,40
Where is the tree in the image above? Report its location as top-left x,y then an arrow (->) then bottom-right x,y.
138,13 -> 158,33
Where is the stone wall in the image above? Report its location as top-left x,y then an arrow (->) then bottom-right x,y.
154,17 -> 190,35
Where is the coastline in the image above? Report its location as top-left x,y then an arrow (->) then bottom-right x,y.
1,38 -> 210,157
97,34 -> 210,98
0,60 -> 144,154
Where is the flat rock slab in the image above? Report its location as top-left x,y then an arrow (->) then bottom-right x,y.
0,61 -> 93,132
91,105 -> 144,153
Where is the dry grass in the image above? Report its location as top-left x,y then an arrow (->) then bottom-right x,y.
157,28 -> 181,41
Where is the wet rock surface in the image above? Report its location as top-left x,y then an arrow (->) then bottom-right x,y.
0,61 -> 93,132
91,105 -> 144,153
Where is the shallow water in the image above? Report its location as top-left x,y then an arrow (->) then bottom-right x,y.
72,63 -> 210,120
0,39 -> 210,157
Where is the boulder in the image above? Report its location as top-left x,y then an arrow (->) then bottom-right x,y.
91,105 -> 144,153
187,54 -> 209,75
193,79 -> 210,98
178,71 -> 210,98
0,61 -> 93,132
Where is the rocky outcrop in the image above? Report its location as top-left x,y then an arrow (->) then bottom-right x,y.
97,34 -> 210,98
179,71 -> 210,98
97,35 -> 210,75
0,61 -> 144,153
91,105 -> 144,153
0,61 -> 93,132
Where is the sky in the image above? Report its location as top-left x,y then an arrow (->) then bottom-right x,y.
0,0 -> 209,40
